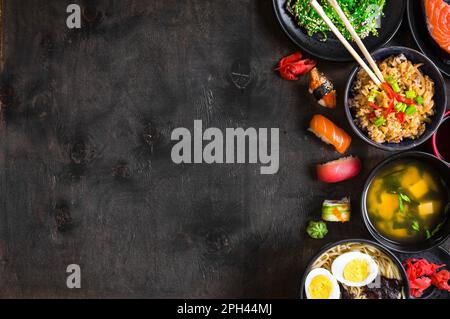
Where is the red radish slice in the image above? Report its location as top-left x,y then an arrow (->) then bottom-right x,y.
317,156 -> 361,183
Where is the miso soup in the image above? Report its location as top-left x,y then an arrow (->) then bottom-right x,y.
367,158 -> 449,244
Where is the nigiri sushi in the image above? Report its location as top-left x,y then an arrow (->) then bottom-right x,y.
317,156 -> 361,183
308,67 -> 336,109
424,0 -> 450,54
309,114 -> 351,154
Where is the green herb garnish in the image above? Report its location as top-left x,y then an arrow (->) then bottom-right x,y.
399,193 -> 411,202
391,82 -> 401,93
374,117 -> 385,127
431,221 -> 445,236
415,96 -> 424,105
371,89 -> 381,95
411,220 -> 420,232
398,195 -> 404,212
368,89 -> 381,102
405,90 -> 416,99
395,102 -> 407,113
397,193 -> 411,213
385,76 -> 401,92
405,105 -> 417,115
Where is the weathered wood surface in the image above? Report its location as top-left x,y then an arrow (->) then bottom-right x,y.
0,0 -> 448,298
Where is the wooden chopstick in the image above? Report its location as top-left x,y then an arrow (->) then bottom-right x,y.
327,0 -> 384,83
310,0 -> 382,86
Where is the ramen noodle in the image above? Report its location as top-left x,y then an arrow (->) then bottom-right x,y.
311,242 -> 404,299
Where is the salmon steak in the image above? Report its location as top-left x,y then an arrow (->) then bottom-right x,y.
424,0 -> 450,54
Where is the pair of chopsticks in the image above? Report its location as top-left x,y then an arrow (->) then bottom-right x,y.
310,0 -> 384,86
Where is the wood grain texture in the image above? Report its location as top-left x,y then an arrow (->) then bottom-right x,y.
0,0 -> 448,298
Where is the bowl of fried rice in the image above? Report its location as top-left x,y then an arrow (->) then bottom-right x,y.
344,46 -> 446,151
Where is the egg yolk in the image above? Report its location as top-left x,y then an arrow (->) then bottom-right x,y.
308,275 -> 333,299
343,259 -> 369,283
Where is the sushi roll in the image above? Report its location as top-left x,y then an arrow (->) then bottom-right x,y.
309,67 -> 336,109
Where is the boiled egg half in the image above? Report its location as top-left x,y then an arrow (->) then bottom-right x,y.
305,268 -> 340,299
331,251 -> 379,287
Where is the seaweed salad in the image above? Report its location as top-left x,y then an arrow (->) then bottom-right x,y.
286,0 -> 386,41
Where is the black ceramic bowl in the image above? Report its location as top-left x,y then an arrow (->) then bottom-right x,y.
344,46 -> 447,151
299,239 -> 410,299
361,151 -> 450,253
273,0 -> 406,62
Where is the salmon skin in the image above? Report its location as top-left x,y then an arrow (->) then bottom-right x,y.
309,114 -> 351,154
308,67 -> 336,109
424,0 -> 450,54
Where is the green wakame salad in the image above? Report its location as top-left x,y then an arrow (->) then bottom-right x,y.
286,0 -> 386,41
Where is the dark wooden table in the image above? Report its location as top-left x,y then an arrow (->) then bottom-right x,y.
0,0 -> 448,298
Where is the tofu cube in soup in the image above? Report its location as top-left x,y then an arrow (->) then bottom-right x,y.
400,167 -> 421,189
408,180 -> 429,200
418,201 -> 442,217
378,193 -> 398,220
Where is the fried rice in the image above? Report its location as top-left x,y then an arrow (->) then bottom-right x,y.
350,54 -> 435,143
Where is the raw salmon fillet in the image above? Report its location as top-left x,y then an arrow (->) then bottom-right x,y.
424,0 -> 450,54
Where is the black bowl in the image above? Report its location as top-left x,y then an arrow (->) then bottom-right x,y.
361,151 -> 450,253
273,0 -> 406,62
299,239 -> 410,299
344,46 -> 447,151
